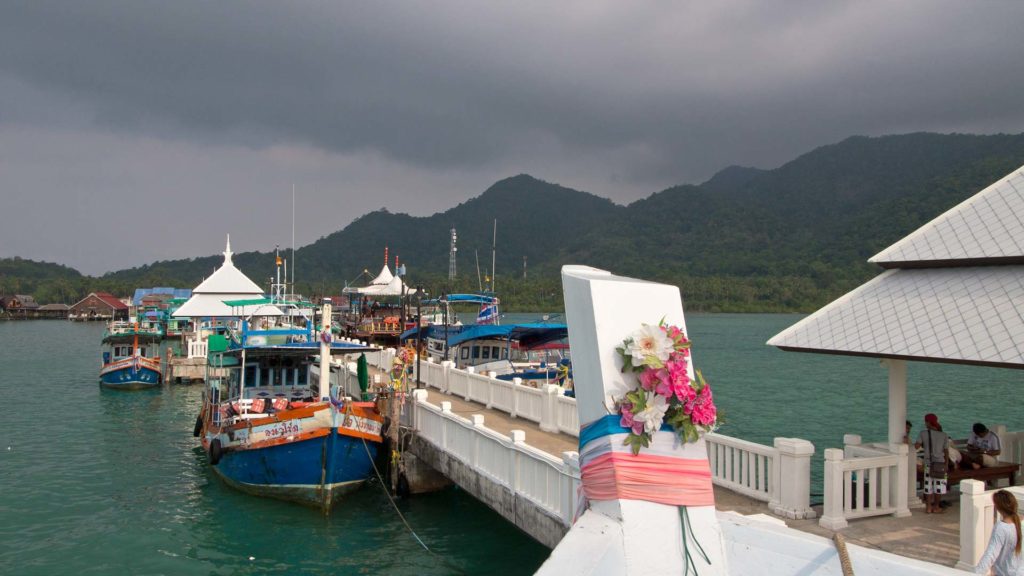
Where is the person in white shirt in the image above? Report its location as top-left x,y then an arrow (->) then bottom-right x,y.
966,422 -> 1002,469
975,489 -> 1021,575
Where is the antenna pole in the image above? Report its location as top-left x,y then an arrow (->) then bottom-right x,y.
491,219 -> 497,293
475,250 -> 482,292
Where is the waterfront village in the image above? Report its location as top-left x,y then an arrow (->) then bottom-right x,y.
5,164 -> 1024,576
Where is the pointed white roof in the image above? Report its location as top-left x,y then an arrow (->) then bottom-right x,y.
368,264 -> 394,286
192,235 -> 263,294
173,236 -> 275,318
771,164 -> 1024,368
870,164 -> 1024,267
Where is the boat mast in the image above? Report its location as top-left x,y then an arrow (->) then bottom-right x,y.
475,250 -> 482,292
291,185 -> 296,298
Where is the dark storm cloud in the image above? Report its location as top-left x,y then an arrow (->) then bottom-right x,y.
1,1 -> 1023,273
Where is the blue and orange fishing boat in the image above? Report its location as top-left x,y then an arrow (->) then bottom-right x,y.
99,320 -> 164,389
195,300 -> 385,510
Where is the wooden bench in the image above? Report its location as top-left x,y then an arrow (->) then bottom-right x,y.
918,462 -> 1018,488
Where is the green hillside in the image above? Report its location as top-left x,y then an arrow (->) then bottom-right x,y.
6,132 -> 1024,312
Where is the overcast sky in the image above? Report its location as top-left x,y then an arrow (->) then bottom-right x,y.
1,1 -> 1022,274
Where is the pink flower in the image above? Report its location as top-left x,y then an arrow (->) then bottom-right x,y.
619,401 -> 635,429
653,368 -> 674,399
685,384 -> 717,427
632,421 -> 645,435
638,369 -> 659,392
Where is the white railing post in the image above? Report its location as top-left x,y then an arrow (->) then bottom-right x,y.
957,479 -> 989,571
771,437 -> 816,519
891,442 -> 911,518
843,434 -> 862,457
471,414 -> 485,468
441,401 -> 452,449
511,377 -> 522,418
562,451 -> 580,526
441,360 -> 452,393
540,384 -> 560,433
820,448 -> 849,530
411,389 -> 427,430
510,430 -> 525,492
464,367 -> 475,401
486,371 -> 497,409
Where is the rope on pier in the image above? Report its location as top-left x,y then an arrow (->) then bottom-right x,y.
833,532 -> 855,576
360,436 -> 468,575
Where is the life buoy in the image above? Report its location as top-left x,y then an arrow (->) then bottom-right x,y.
209,438 -> 223,465
193,414 -> 203,437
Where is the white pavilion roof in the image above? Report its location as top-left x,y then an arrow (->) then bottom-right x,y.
171,294 -> 283,318
368,264 -> 394,286
870,164 -> 1024,267
191,236 -> 264,295
173,236 -> 273,317
767,266 -> 1024,368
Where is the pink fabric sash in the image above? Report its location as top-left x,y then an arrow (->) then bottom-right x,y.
580,451 -> 714,507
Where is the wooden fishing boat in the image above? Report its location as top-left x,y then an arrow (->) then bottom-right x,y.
99,320 -> 163,389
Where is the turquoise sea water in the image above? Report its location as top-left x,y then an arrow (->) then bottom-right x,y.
1,316 -> 1020,574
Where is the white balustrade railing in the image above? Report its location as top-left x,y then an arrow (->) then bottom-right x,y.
957,481 -> 1024,571
355,349 -> 817,522
818,442 -> 910,530
411,389 -> 582,527
187,338 -> 208,359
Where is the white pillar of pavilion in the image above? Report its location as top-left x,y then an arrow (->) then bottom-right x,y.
884,358 -> 916,510
536,265 -> 727,576
319,301 -> 333,401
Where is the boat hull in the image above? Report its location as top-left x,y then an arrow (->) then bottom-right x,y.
211,429 -> 379,509
99,363 -> 162,389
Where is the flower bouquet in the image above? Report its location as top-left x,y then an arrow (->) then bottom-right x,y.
616,322 -> 717,455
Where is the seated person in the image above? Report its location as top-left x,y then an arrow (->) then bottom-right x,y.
963,422 -> 1001,469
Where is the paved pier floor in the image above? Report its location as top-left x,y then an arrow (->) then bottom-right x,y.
415,385 -> 963,567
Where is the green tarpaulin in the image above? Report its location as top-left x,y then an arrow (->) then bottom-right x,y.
357,354 -> 369,400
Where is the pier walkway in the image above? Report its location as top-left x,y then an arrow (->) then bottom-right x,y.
329,354 -> 972,569
415,384 -> 962,567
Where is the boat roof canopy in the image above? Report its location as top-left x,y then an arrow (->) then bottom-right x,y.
403,323 -> 567,350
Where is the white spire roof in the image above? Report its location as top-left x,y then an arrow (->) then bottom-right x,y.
172,236 -> 273,318
368,264 -> 394,286
192,235 -> 263,294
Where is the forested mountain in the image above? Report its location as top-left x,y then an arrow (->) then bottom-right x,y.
6,132 -> 1024,312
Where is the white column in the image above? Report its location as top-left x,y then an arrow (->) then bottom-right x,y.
538,265 -> 728,576
886,359 -> 907,445
318,302 -> 332,401
540,384 -> 560,433
819,448 -> 849,530
892,442 -> 911,517
771,437 -> 816,519
956,479 -> 988,571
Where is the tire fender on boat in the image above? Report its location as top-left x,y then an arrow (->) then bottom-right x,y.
193,414 -> 203,437
209,438 -> 223,465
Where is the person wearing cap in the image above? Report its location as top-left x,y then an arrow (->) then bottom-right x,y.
965,422 -> 1002,469
915,413 -> 951,514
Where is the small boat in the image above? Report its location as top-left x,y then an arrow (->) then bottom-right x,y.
99,320 -> 164,389
405,321 -> 572,389
196,301 -> 385,510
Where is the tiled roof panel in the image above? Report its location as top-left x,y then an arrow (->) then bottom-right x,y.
870,166 -> 1024,265
768,266 -> 1024,367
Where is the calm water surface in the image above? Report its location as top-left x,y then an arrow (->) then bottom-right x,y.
1,316 -> 1020,574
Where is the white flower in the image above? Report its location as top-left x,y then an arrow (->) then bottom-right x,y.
634,392 -> 669,434
627,324 -> 673,366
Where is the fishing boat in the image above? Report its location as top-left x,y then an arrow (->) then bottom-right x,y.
195,300 -> 385,510
99,320 -> 164,389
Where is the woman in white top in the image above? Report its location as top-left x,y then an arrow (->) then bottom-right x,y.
976,490 -> 1022,575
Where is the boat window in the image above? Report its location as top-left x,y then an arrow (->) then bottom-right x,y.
472,346 -> 480,359
482,346 -> 490,359
461,347 -> 469,360
139,348 -> 146,357
492,347 -> 500,359
502,347 -> 508,359
244,366 -> 257,387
